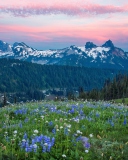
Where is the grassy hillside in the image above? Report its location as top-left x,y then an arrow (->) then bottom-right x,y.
0,100 -> 128,160
114,98 -> 128,105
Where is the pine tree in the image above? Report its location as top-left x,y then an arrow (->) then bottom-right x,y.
3,93 -> 7,107
14,96 -> 17,104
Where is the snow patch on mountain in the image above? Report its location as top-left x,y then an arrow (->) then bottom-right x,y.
16,47 -> 20,52
78,46 -> 85,52
0,39 -> 128,69
96,47 -> 110,53
36,50 -> 56,57
14,45 -> 23,49
86,47 -> 110,59
0,51 -> 14,56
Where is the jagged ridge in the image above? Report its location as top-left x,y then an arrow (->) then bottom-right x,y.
0,40 -> 128,69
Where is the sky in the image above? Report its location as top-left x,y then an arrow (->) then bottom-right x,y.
0,0 -> 128,51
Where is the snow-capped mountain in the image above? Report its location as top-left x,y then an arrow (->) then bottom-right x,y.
0,40 -> 128,69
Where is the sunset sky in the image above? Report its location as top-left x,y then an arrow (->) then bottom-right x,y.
0,0 -> 128,50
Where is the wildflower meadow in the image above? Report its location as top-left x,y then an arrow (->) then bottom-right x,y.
0,100 -> 128,160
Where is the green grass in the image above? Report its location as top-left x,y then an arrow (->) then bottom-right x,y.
114,98 -> 128,105
0,100 -> 128,160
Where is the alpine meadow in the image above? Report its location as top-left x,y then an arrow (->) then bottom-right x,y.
0,0 -> 128,160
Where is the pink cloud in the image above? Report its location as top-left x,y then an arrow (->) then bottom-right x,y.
0,3 -> 128,17
1,20 -> 128,44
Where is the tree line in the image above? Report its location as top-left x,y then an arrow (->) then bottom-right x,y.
79,74 -> 128,101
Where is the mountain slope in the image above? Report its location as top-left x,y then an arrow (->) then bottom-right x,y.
0,40 -> 128,69
0,58 -> 125,93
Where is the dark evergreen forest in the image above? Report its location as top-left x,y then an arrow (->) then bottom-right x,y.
0,58 -> 125,92
0,58 -> 127,104
79,74 -> 128,101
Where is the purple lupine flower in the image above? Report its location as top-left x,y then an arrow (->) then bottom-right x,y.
14,108 -> 27,115
19,122 -> 23,128
76,136 -> 81,142
79,109 -> 84,115
38,135 -> 43,142
48,121 -> 53,126
123,119 -> 127,125
20,134 -> 55,153
80,136 -> 91,149
81,136 -> 88,144
47,143 -> 52,152
33,144 -> 38,152
32,138 -> 36,145
25,146 -> 32,152
85,142 -> 90,149
52,128 -> 56,134
25,141 -> 29,148
34,135 -> 43,143
96,112 -> 100,118
20,139 -> 26,148
44,136 -> 50,144
42,146 -> 46,153
23,133 -> 27,139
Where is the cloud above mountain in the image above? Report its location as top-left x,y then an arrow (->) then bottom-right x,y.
0,3 -> 128,17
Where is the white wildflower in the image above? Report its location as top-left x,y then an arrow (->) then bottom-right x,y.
85,150 -> 89,153
34,130 -> 38,134
62,154 -> 66,158
67,124 -> 71,128
41,116 -> 44,119
76,130 -> 82,134
44,143 -> 48,146
89,134 -> 93,137
14,130 -> 17,134
22,139 -> 26,142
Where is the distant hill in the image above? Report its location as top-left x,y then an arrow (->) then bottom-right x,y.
0,58 -> 127,94
0,40 -> 128,70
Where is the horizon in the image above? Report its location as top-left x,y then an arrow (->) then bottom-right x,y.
0,0 -> 128,51
1,39 -> 128,52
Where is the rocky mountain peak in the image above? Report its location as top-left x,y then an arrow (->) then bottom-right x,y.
0,40 -> 12,52
102,40 -> 114,49
85,42 -> 97,49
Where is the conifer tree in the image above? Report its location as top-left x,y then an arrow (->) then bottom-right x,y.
3,93 -> 7,107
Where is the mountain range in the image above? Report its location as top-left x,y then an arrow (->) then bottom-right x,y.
0,40 -> 128,69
